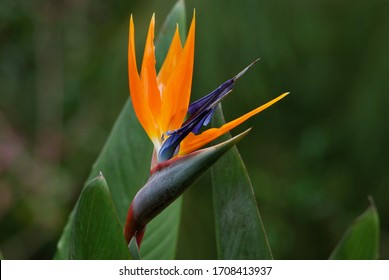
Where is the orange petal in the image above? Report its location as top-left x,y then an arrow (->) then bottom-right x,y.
157,25 -> 183,98
161,13 -> 196,133
179,92 -> 289,155
141,14 -> 161,128
157,25 -> 183,132
128,16 -> 158,141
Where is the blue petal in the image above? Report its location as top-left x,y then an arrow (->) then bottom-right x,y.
158,134 -> 182,162
190,107 -> 216,134
158,59 -> 260,162
159,108 -> 212,162
187,59 -> 260,131
188,79 -> 234,116
203,107 -> 216,127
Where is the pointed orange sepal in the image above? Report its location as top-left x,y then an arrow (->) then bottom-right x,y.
158,25 -> 183,93
141,14 -> 161,130
179,92 -> 289,155
161,13 -> 196,133
128,16 -> 159,143
158,25 -> 183,132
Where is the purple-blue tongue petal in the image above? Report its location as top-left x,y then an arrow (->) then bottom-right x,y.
158,59 -> 260,162
188,79 -> 234,116
187,59 -> 260,131
159,107 -> 213,162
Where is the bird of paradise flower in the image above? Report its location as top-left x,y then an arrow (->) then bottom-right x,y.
125,12 -> 288,248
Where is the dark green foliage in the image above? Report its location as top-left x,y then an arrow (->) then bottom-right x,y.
69,175 -> 131,260
211,106 -> 273,259
330,201 -> 379,260
54,1 -> 188,259
0,0 -> 387,259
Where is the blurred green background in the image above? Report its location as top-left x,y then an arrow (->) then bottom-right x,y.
1,0 -> 388,259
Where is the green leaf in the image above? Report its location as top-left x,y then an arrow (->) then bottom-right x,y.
211,105 -> 273,259
0,250 -> 4,260
55,1 -> 187,260
69,174 -> 131,259
54,99 -> 150,259
53,210 -> 74,259
330,199 -> 380,260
